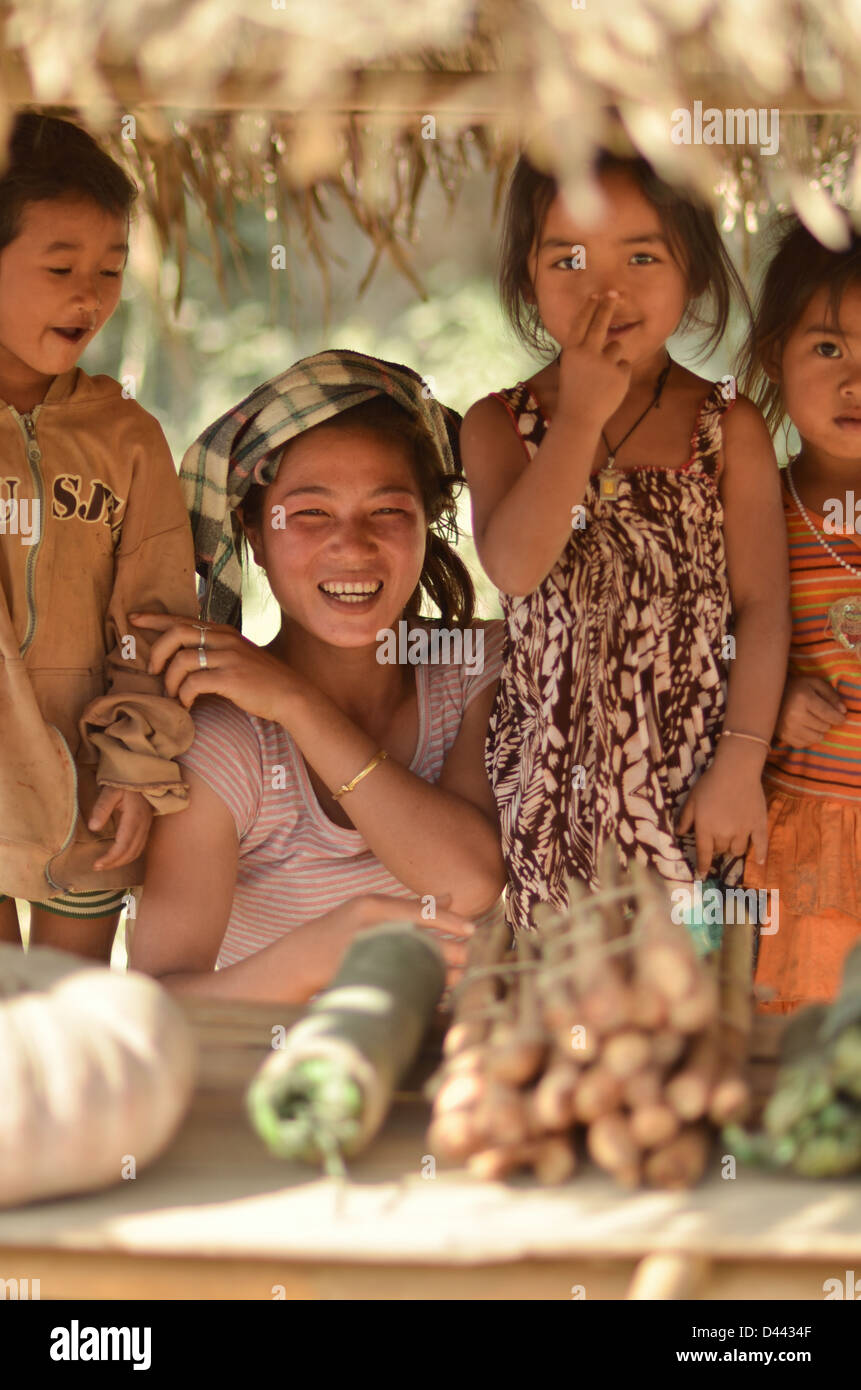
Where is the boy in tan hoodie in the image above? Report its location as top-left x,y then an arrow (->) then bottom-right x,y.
0,113 -> 199,959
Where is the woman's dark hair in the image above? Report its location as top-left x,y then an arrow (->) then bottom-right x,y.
498,148 -> 750,361
239,394 -> 476,627
738,212 -> 861,436
0,112 -> 137,252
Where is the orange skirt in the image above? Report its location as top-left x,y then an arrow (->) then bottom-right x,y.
744,792 -> 861,1015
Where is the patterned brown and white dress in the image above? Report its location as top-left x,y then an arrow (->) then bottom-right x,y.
487,378 -> 744,932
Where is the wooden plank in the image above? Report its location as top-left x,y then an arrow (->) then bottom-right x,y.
0,1244 -> 844,1301
0,62 -> 520,114
184,999 -> 448,1095
0,996 -> 852,1279
0,1246 -> 640,1300
180,998 -> 303,1034
0,55 -> 856,115
0,1084 -> 859,1266
627,1252 -> 712,1300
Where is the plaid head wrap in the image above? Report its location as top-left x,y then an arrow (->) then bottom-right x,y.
179,348 -> 463,627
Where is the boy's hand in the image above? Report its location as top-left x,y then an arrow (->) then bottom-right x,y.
676,761 -> 769,874
775,675 -> 846,747
89,788 -> 152,871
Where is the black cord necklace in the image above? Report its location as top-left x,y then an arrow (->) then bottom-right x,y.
596,354 -> 673,500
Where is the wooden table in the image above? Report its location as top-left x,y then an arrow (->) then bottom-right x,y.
0,1000 -> 859,1300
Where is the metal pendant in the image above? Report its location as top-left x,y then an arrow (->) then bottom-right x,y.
598,455 -> 619,500
829,597 -> 861,662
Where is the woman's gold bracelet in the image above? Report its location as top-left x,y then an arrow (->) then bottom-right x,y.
721,728 -> 771,750
332,748 -> 388,800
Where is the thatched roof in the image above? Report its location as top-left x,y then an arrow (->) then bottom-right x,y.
1,1 -> 859,298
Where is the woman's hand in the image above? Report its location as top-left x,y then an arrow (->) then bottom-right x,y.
89,787 -> 152,870
130,612 -> 303,724
557,291 -> 634,429
775,675 -> 847,747
676,760 -> 769,875
308,892 -> 475,993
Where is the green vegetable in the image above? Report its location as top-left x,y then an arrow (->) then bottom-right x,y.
777,1004 -> 829,1066
792,1119 -> 861,1179
721,1123 -> 778,1167
721,1123 -> 796,1169
727,946 -> 861,1181
763,1005 -> 833,1138
816,1099 -> 858,1134
830,1025 -> 861,1100
247,925 -> 445,1172
822,943 -> 861,1041
792,1115 -> 819,1144
763,1065 -> 833,1137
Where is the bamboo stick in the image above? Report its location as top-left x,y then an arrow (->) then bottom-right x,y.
709,920 -> 755,1124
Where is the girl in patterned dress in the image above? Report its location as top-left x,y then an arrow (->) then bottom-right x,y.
740,217 -> 861,1012
461,150 -> 792,933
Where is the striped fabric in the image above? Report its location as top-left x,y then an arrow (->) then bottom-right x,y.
0,886 -> 128,918
764,474 -> 861,801
178,621 -> 505,968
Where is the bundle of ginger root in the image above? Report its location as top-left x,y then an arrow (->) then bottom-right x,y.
427,849 -> 752,1190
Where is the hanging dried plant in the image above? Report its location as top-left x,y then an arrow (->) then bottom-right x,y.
1,1 -> 857,303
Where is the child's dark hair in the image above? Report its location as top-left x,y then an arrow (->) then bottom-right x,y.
239,395 -> 476,627
738,213 -> 861,436
498,149 -> 749,361
0,112 -> 137,252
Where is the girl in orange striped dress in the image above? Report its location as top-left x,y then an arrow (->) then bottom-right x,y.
741,215 -> 861,1013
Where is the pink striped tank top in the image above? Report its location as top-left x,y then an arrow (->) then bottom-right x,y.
179,620 -> 504,968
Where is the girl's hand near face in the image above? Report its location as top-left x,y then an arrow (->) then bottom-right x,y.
775,674 -> 847,747
130,612 -> 305,723
557,291 -> 634,428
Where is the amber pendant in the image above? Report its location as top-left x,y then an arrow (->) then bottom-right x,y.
598,455 -> 619,500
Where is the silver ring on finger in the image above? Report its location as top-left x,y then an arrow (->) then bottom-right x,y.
198,645 -> 208,669
196,625 -> 207,647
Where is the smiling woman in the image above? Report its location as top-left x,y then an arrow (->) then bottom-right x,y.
239,393 -> 475,633
128,351 -> 507,1003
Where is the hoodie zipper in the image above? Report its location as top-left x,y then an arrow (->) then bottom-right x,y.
11,406 -> 44,656
7,402 -> 82,882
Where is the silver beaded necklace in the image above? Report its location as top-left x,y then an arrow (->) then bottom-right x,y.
785,457 -> 861,578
